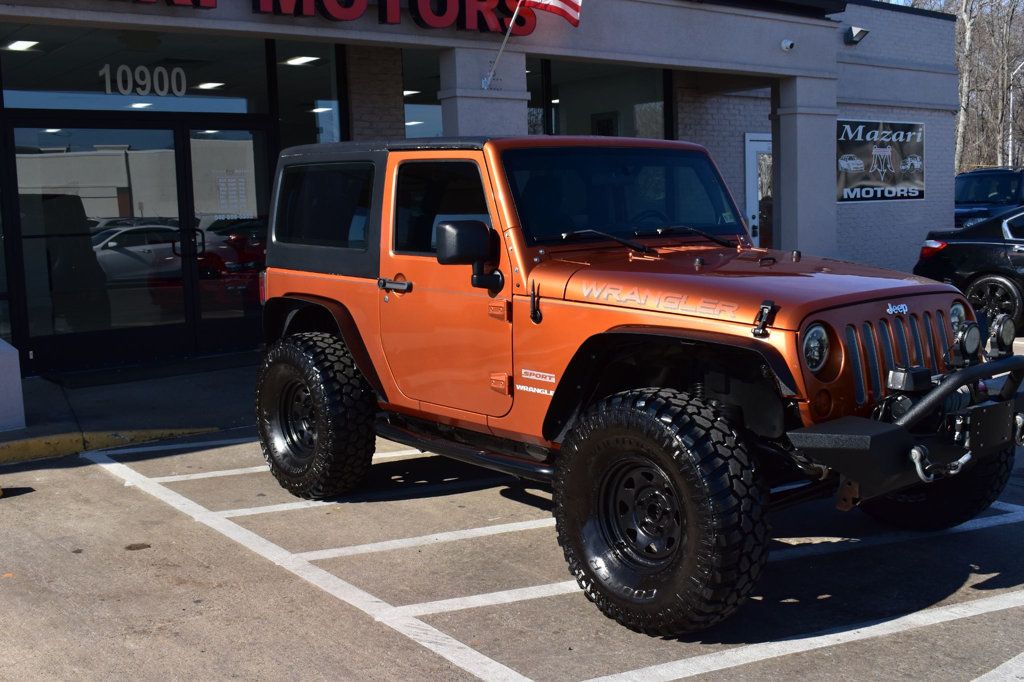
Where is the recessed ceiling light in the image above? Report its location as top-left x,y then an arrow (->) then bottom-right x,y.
44,128 -> 61,134
286,56 -> 320,66
196,82 -> 225,90
311,107 -> 332,113
6,40 -> 39,51
551,99 -> 560,104
405,121 -> 424,126
403,90 -> 420,97
130,102 -> 153,109
199,130 -> 220,134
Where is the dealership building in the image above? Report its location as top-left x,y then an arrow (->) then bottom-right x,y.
0,0 -> 956,378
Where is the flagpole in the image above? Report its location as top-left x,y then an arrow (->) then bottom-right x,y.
482,0 -> 524,90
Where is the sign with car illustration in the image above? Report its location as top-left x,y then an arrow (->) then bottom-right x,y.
836,120 -> 925,202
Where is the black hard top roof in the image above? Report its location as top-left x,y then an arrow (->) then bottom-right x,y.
281,138 -> 491,157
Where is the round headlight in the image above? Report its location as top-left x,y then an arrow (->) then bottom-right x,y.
958,321 -> 982,357
992,313 -> 1016,352
803,324 -> 830,374
950,302 -> 967,334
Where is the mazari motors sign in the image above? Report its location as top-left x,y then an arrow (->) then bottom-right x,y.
836,120 -> 925,202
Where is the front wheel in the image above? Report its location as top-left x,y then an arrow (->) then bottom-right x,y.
554,389 -> 769,636
860,448 -> 1015,531
256,332 -> 376,500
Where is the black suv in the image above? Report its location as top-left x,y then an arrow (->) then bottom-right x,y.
956,167 -> 1024,228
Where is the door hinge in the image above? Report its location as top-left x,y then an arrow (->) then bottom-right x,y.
488,299 -> 512,322
489,372 -> 513,395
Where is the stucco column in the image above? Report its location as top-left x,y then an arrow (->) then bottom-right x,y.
438,47 -> 530,137
772,76 -> 839,258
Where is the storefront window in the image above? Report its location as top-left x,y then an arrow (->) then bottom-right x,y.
526,58 -> 547,135
0,25 -> 268,113
530,60 -> 665,139
403,50 -> 443,139
276,41 -> 342,149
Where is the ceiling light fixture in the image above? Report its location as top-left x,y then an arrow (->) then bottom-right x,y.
5,40 -> 38,51
403,90 -> 420,97
199,130 -> 220,134
551,98 -> 560,104
405,121 -> 424,126
196,82 -> 225,90
130,102 -> 153,109
44,128 -> 61,134
286,56 -> 320,66
311,107 -> 332,113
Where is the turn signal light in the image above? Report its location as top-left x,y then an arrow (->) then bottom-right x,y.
919,240 -> 948,259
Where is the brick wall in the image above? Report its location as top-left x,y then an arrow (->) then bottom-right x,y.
345,45 -> 406,141
675,86 -> 771,216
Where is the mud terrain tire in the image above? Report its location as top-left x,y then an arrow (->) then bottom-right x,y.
860,448 -> 1015,531
257,332 -> 376,500
554,388 -> 769,635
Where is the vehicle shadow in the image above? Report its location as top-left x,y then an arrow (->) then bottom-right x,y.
677,498 -> 1024,646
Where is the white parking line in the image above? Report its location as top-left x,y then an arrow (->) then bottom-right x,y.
993,500 -> 1024,513
382,580 -> 580,621
96,436 -> 256,456
215,476 -> 513,518
151,465 -> 269,483
770,509 -> 1024,562
298,517 -> 557,562
586,590 -> 1024,682
974,651 -> 1024,681
82,451 -> 529,682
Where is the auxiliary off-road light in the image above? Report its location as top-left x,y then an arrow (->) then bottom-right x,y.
990,313 -> 1016,354
956,321 -> 982,358
950,302 -> 967,334
803,323 -> 829,374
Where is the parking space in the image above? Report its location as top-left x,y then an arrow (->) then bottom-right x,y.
3,433 -> 1024,680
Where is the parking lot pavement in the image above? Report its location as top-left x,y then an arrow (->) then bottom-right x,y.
2,433 -> 1024,681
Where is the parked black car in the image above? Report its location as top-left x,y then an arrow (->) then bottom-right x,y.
914,206 -> 1024,329
955,167 -> 1024,228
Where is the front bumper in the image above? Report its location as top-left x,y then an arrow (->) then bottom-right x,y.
787,355 -> 1024,501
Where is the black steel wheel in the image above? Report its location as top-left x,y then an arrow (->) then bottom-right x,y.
967,275 -> 1024,330
257,332 -> 376,499
554,388 -> 769,636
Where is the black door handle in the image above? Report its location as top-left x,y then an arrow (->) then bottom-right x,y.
378,278 -> 413,293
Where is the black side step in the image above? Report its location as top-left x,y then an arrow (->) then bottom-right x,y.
375,421 -> 554,483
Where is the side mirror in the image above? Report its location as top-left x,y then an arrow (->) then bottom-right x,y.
105,241 -> 119,249
435,221 -> 504,292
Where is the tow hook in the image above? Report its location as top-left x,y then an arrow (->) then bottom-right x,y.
1015,413 -> 1024,446
910,445 -> 973,484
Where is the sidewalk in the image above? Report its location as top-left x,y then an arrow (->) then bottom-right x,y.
0,364 -> 257,465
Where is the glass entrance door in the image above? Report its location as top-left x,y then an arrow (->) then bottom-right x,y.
14,126 -> 189,368
189,128 -> 270,352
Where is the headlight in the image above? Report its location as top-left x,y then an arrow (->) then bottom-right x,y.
991,313 -> 1016,353
803,324 -> 830,374
950,302 -> 967,334
957,321 -> 982,357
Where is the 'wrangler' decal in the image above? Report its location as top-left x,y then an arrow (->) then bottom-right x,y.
580,282 -> 739,319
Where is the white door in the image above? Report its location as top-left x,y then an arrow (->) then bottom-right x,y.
744,134 -> 773,248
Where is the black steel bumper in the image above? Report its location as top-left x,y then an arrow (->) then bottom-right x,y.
787,355 -> 1024,500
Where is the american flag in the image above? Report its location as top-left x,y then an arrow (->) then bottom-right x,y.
524,0 -> 582,26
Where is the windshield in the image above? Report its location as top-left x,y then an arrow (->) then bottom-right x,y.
956,173 -> 1021,205
502,147 -> 744,246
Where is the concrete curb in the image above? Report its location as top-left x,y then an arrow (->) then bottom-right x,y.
0,427 -> 219,466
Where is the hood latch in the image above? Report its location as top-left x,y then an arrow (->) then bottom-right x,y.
751,300 -> 776,338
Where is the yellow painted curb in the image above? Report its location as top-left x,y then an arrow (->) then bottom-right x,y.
0,427 -> 218,466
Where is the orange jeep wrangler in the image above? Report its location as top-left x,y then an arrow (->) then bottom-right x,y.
258,137 -> 1023,635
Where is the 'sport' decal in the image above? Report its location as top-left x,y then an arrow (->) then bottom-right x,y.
522,369 -> 556,384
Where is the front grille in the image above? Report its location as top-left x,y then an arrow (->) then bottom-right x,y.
844,311 -> 951,405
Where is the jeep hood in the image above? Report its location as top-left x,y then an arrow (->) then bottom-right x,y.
531,245 -> 957,331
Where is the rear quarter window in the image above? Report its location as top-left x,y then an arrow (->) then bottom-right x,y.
275,163 -> 374,248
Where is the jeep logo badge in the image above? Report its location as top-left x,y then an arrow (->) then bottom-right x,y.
887,303 -> 909,315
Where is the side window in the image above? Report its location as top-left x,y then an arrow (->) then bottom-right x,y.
394,161 -> 490,254
114,229 -> 148,248
1007,213 -> 1024,240
276,162 -> 374,248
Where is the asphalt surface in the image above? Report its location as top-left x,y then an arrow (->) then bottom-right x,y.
2,430 -> 1024,681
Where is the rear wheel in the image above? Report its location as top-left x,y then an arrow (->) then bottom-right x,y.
554,389 -> 769,635
860,448 -> 1014,531
256,332 -> 376,500
966,275 -> 1024,330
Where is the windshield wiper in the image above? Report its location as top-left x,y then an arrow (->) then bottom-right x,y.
561,229 -> 652,254
634,225 -> 737,249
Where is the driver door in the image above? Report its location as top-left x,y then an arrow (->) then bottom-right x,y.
377,151 -> 514,417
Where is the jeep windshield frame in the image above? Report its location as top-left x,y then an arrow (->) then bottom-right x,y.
501,146 -> 746,248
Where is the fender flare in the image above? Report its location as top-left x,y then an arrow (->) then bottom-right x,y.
263,294 -> 387,401
542,326 -> 799,442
